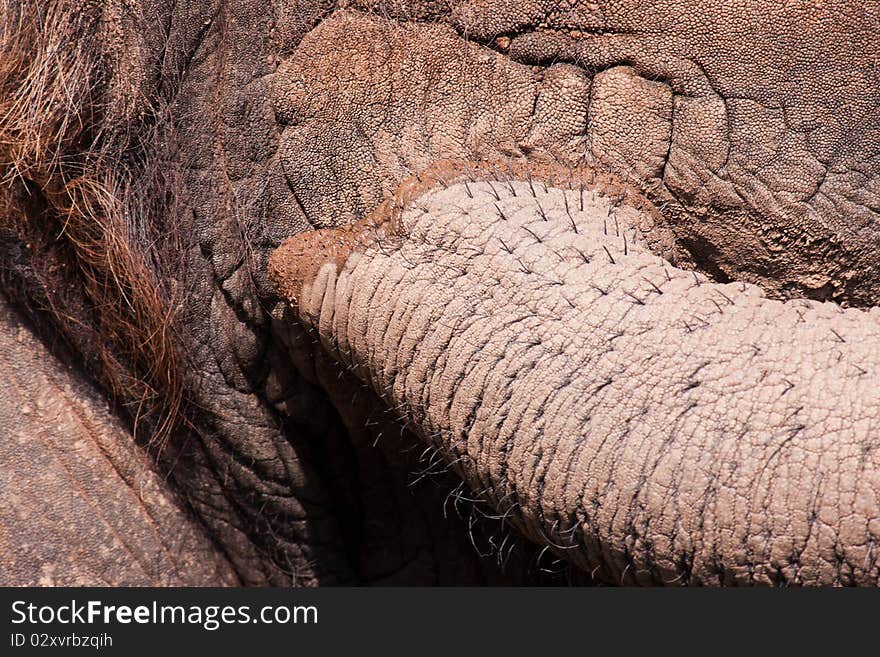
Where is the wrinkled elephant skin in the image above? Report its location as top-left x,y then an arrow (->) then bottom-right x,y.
0,1 -> 878,585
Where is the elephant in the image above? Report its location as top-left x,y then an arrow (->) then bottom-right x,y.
0,0 -> 877,586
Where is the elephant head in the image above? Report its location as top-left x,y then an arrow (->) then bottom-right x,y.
0,0 -> 878,585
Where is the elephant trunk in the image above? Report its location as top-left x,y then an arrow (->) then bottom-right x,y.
270,161 -> 880,585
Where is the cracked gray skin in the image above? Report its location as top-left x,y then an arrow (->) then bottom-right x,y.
1,0 -> 879,585
272,168 -> 880,584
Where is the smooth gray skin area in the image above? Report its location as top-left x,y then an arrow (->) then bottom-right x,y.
282,177 -> 880,585
0,297 -> 238,585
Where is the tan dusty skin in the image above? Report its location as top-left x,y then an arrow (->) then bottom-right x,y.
270,159 -> 677,303
4,0 -> 879,586
272,161 -> 880,585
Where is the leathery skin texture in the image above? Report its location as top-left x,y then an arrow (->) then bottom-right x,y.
0,296 -> 239,585
2,0 -> 878,587
271,163 -> 880,585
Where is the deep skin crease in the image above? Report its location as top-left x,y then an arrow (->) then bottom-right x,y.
0,1 -> 878,585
